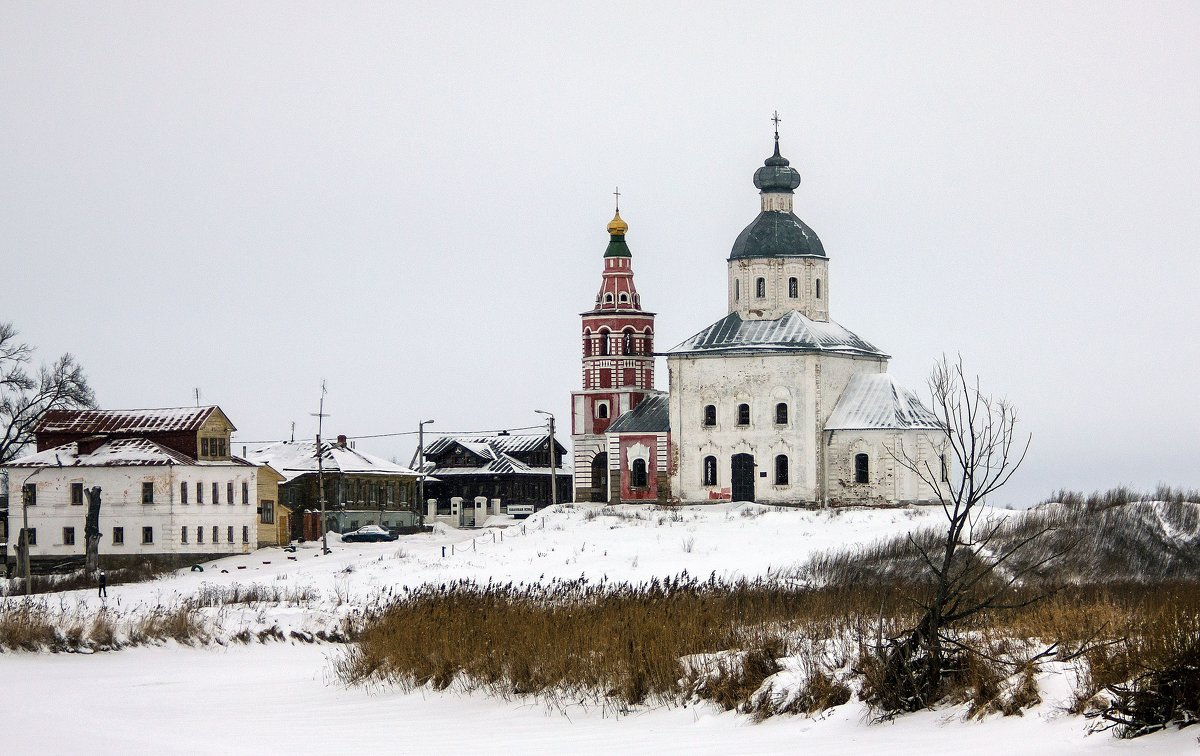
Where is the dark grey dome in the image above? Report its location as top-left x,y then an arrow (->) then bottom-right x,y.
730,211 -> 825,260
753,141 -> 801,192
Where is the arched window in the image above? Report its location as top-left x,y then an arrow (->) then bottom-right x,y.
755,277 -> 766,298
596,402 -> 609,419
622,329 -> 634,355
702,456 -> 717,486
775,455 -> 789,485
604,293 -> 614,304
631,458 -> 648,488
788,277 -> 798,298
734,279 -> 740,301
737,403 -> 750,426
816,279 -> 822,299
599,329 -> 610,356
703,405 -> 717,426
618,292 -> 629,304
775,402 -> 788,425
854,453 -> 869,484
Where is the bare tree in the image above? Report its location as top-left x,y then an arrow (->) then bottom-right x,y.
871,355 -> 1068,713
0,321 -> 97,464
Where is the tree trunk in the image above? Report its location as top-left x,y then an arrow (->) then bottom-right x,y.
84,486 -> 102,574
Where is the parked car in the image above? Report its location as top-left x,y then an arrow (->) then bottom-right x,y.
340,524 -> 398,543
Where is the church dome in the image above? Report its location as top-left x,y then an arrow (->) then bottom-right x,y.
729,211 -> 825,260
604,209 -> 632,258
730,137 -> 825,260
753,142 -> 801,193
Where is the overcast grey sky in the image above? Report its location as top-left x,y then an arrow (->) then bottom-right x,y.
3,2 -> 1197,506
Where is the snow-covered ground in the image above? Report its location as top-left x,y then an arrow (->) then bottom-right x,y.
0,502 -> 1190,753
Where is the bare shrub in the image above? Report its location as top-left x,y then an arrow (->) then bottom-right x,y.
0,604 -> 59,651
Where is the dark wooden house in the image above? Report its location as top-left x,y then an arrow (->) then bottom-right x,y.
420,432 -> 571,511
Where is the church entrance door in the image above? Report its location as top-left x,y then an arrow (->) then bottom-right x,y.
731,453 -> 756,503
591,453 -> 609,502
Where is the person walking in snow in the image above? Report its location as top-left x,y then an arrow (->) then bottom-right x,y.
98,570 -> 107,597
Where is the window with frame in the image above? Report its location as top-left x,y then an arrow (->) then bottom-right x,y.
261,501 -> 275,524
197,526 -> 204,544
775,455 -> 789,485
788,277 -> 798,298
112,527 -> 124,545
599,329 -> 610,356
755,277 -> 766,298
63,526 -> 75,546
703,405 -> 717,427
22,482 -> 36,506
141,526 -> 153,544
201,438 -> 210,457
775,402 -> 788,425
737,403 -> 750,426
196,481 -> 204,504
227,526 -> 234,543
242,526 -> 249,544
181,526 -> 188,544
212,482 -> 220,505
227,482 -> 234,505
212,526 -> 219,544
618,292 -> 629,304
180,481 -> 188,504
622,330 -> 633,355
734,279 -> 740,301
702,456 -> 717,486
854,453 -> 869,484
71,482 -> 84,505
816,279 -> 822,299
596,402 -> 609,419
630,458 -> 648,488
242,481 -> 249,505
26,528 -> 37,546
142,481 -> 154,504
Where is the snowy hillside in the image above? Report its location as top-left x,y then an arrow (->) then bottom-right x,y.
2,501 -> 1197,755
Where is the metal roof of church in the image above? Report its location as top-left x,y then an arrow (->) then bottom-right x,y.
606,393 -> 669,434
825,373 -> 943,431
729,211 -> 825,260
665,311 -> 888,358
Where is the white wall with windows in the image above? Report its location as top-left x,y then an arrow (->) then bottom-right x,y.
1,462 -> 258,561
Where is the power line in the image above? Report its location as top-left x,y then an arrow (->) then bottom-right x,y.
237,423 -> 549,446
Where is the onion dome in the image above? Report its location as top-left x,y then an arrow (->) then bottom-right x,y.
604,209 -> 632,258
753,139 -> 802,193
730,136 -> 825,260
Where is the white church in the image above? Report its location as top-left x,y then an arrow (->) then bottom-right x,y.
572,126 -> 948,507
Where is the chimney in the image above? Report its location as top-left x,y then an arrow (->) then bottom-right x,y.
337,434 -> 348,448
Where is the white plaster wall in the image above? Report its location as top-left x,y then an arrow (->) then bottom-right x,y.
668,351 -> 890,504
824,430 -> 948,505
2,463 -> 258,559
727,257 -> 830,321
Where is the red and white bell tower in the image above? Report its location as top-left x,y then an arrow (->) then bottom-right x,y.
571,199 -> 656,502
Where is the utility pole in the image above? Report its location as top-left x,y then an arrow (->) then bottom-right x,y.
311,381 -> 331,555
534,410 -> 557,508
417,419 -> 434,528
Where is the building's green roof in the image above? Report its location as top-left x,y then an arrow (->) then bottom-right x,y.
729,210 -> 825,260
604,234 -> 632,258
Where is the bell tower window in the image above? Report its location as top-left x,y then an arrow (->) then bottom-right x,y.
816,279 -> 822,299
788,277 -> 798,298
755,277 -> 766,298
734,279 -> 740,301
599,329 -> 610,356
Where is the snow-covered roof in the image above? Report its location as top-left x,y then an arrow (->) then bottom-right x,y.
422,432 -> 570,477
607,393 -> 670,434
824,373 -> 943,431
35,406 -> 232,435
666,311 -> 887,358
2,438 -> 251,468
423,432 -> 559,458
245,440 -> 420,483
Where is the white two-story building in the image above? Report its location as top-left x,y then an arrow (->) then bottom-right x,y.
1,406 -> 259,571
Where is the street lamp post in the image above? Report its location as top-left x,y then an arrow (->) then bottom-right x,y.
534,410 -> 557,509
417,419 -> 434,529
